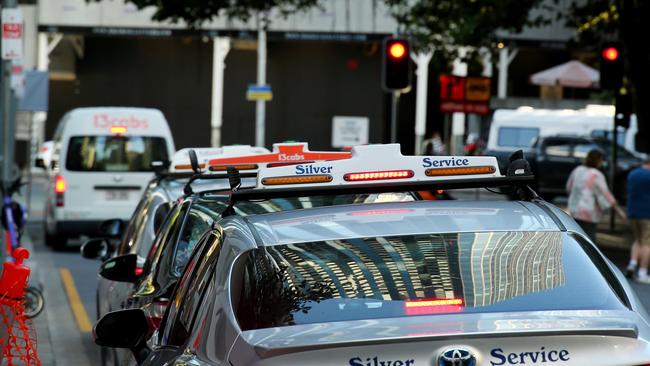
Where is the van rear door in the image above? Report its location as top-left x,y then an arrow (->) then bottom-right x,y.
61,134 -> 170,221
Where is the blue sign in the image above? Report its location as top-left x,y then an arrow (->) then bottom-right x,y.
246,84 -> 272,101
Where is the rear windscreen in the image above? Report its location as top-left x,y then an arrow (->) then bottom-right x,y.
233,231 -> 624,331
66,136 -> 168,172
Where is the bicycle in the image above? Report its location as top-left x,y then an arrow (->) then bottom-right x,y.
1,175 -> 45,319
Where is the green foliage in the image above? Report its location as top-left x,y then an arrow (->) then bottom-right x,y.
94,0 -> 322,27
385,0 -> 548,52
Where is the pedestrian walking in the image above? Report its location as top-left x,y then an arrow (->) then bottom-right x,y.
566,149 -> 626,241
422,131 -> 445,156
625,157 -> 650,282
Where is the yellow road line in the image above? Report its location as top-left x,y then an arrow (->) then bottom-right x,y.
59,268 -> 93,333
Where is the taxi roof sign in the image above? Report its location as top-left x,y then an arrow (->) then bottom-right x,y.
170,146 -> 270,173
252,143 -> 505,190
207,142 -> 351,168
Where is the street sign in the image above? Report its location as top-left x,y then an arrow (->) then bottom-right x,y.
246,84 -> 272,101
439,74 -> 491,115
332,116 -> 369,148
1,9 -> 23,60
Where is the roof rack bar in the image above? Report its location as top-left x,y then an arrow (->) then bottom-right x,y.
229,175 -> 535,202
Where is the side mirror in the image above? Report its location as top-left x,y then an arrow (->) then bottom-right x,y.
100,254 -> 139,283
94,309 -> 150,363
35,158 -> 46,169
81,238 -> 112,260
99,219 -> 125,238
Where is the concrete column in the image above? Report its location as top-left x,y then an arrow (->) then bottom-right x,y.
210,37 -> 230,147
497,46 -> 518,99
412,51 -> 433,154
451,48 -> 468,155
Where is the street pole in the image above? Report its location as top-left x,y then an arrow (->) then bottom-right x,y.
390,91 -> 400,143
255,17 -> 267,148
609,114 -> 618,231
2,0 -> 18,188
1,0 -> 19,269
413,51 -> 433,154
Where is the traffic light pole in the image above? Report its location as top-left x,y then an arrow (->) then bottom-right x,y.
609,122 -> 618,231
2,0 -> 18,187
390,91 -> 400,143
255,18 -> 267,148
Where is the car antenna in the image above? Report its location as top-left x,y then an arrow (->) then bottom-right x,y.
183,149 -> 201,195
506,150 -> 539,201
221,167 -> 241,217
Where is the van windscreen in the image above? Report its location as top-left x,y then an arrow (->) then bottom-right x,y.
66,136 -> 168,172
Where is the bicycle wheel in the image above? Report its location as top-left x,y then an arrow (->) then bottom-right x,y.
23,286 -> 45,319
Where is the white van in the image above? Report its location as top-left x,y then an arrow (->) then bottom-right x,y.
44,107 -> 175,249
486,105 -> 641,155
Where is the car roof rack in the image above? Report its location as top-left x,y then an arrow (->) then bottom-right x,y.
222,144 -> 538,211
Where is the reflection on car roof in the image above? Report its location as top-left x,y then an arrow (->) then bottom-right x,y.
248,200 -> 560,246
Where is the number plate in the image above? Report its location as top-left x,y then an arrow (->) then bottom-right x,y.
104,190 -> 130,201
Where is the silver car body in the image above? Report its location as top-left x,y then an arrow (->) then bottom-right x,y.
147,198 -> 650,366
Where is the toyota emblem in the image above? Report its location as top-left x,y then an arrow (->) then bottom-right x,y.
438,348 -> 476,366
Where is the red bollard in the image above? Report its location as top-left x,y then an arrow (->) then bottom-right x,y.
0,248 -> 30,299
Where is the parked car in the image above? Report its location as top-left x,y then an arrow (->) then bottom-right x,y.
94,144 -> 650,366
487,135 -> 642,202
43,107 -> 176,249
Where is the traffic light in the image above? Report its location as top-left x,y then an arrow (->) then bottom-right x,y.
600,43 -> 624,90
382,38 -> 411,91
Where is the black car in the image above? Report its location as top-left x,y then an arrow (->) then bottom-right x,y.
488,135 -> 642,202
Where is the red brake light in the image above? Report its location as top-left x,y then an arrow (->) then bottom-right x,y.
404,298 -> 464,315
55,175 -> 66,193
134,267 -> 144,276
343,170 -> 414,182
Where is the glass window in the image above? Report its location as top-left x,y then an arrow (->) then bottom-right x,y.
163,231 -> 222,346
591,130 -> 626,146
573,143 -> 599,159
171,198 -> 229,276
544,144 -> 571,157
594,139 -> 635,159
66,135 -> 168,172
227,193 -> 414,216
232,232 -> 625,331
497,127 -> 539,148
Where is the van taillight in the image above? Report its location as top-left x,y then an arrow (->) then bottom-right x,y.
55,175 -> 66,207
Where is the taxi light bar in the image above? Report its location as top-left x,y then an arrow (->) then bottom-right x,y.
209,164 -> 259,172
110,126 -> 127,135
262,175 -> 333,186
425,166 -> 496,177
174,163 -> 206,171
344,170 -> 414,182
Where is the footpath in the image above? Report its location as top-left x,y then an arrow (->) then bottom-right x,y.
23,229 -> 93,366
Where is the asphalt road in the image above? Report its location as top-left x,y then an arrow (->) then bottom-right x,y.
18,177 -> 650,365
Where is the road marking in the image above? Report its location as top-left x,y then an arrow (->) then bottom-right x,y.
59,267 -> 93,333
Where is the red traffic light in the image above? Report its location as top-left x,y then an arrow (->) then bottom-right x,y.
602,47 -> 619,62
388,42 -> 407,60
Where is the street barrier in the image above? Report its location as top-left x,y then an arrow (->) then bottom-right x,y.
0,248 -> 40,365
